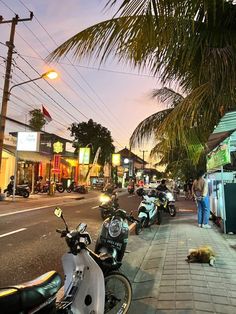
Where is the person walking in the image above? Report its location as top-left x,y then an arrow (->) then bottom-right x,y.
192,171 -> 211,229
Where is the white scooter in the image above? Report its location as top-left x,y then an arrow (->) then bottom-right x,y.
0,207 -> 132,314
136,190 -> 162,233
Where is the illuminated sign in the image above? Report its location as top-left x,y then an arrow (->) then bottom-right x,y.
79,147 -> 90,164
112,153 -> 121,166
207,141 -> 231,170
53,141 -> 63,153
17,132 -> 40,152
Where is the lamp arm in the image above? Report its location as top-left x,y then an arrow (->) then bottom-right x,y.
9,75 -> 42,93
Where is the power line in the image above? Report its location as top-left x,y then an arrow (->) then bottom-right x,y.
10,67 -> 73,128
19,54 -> 154,78
1,0 -> 124,148
18,2 -> 129,135
10,62 -> 72,123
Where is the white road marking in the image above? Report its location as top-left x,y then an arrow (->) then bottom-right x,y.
0,228 -> 27,238
0,196 -> 100,218
91,205 -> 99,209
128,195 -> 135,198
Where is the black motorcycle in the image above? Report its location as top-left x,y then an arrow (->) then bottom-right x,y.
95,208 -> 140,266
99,191 -> 119,220
66,181 -> 88,194
4,184 -> 30,198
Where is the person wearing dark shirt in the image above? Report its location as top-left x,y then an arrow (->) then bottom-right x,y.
156,179 -> 169,192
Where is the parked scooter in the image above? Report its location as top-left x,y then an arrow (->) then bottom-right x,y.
0,207 -> 132,314
136,189 -> 162,232
4,177 -> 30,198
156,190 -> 177,217
95,207 -> 141,264
66,181 -> 88,194
99,191 -> 119,220
34,180 -> 65,194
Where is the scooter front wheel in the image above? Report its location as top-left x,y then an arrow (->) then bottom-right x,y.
104,271 -> 132,314
135,220 -> 143,235
22,191 -> 30,198
169,204 -> 176,217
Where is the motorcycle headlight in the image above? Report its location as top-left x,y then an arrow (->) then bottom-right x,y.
166,192 -> 174,201
100,194 -> 111,203
108,218 -> 122,238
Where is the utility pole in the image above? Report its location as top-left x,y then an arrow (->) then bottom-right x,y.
0,13 -> 33,187
140,150 -> 148,170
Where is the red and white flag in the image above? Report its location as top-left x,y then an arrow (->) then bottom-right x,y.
42,105 -> 52,123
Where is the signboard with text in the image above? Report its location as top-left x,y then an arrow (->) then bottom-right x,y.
17,132 -> 40,152
112,153 -> 121,166
207,140 -> 231,170
53,154 -> 61,170
79,147 -> 90,164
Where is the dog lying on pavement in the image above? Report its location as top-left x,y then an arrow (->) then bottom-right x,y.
186,245 -> 216,266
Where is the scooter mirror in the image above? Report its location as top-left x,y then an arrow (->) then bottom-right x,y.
77,222 -> 87,233
54,207 -> 62,218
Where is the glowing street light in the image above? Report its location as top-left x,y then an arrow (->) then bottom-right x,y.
0,69 -> 59,189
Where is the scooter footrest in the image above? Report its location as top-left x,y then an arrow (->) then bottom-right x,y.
56,300 -> 72,310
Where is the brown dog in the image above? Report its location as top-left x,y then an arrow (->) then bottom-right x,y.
186,246 -> 216,266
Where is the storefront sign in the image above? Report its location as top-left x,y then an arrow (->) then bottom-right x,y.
53,154 -> 61,170
53,141 -> 63,154
17,132 -> 40,152
207,141 -> 231,170
79,147 -> 90,164
112,153 -> 121,166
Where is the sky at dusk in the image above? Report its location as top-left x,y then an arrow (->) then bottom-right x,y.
0,0 -> 165,159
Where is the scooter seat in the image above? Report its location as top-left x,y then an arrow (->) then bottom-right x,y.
0,270 -> 61,314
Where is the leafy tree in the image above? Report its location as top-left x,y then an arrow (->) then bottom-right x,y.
48,0 -> 236,156
69,119 -> 115,166
29,109 -> 46,131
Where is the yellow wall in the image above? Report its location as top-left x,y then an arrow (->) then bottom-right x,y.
0,151 -> 15,191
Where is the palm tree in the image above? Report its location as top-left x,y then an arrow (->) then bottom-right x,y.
48,0 -> 236,151
130,87 -> 208,168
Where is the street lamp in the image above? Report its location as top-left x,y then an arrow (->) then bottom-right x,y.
9,70 -> 58,93
0,69 -> 58,192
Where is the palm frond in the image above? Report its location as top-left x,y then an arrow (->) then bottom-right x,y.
151,87 -> 184,108
129,108 -> 172,148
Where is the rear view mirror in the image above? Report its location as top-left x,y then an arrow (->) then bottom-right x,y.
77,222 -> 87,233
54,207 -> 62,218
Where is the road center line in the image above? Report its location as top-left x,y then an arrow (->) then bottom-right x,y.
0,228 -> 27,238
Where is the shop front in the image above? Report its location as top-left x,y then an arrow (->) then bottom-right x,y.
207,111 -> 236,233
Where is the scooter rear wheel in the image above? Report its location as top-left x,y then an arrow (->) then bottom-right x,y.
104,271 -> 132,314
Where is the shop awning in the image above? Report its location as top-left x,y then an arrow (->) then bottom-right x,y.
207,111 -> 236,152
18,152 -> 51,163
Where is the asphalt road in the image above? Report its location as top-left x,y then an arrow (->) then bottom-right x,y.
0,192 -> 141,287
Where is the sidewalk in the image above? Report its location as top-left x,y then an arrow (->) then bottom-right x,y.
124,197 -> 236,314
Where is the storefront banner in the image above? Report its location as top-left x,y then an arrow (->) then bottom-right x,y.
53,154 -> 61,170
112,153 -> 121,166
207,140 -> 231,170
17,132 -> 40,152
79,147 -> 90,164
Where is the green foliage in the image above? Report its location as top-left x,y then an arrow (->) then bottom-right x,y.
29,109 -> 46,131
48,0 -> 236,167
69,119 -> 115,166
